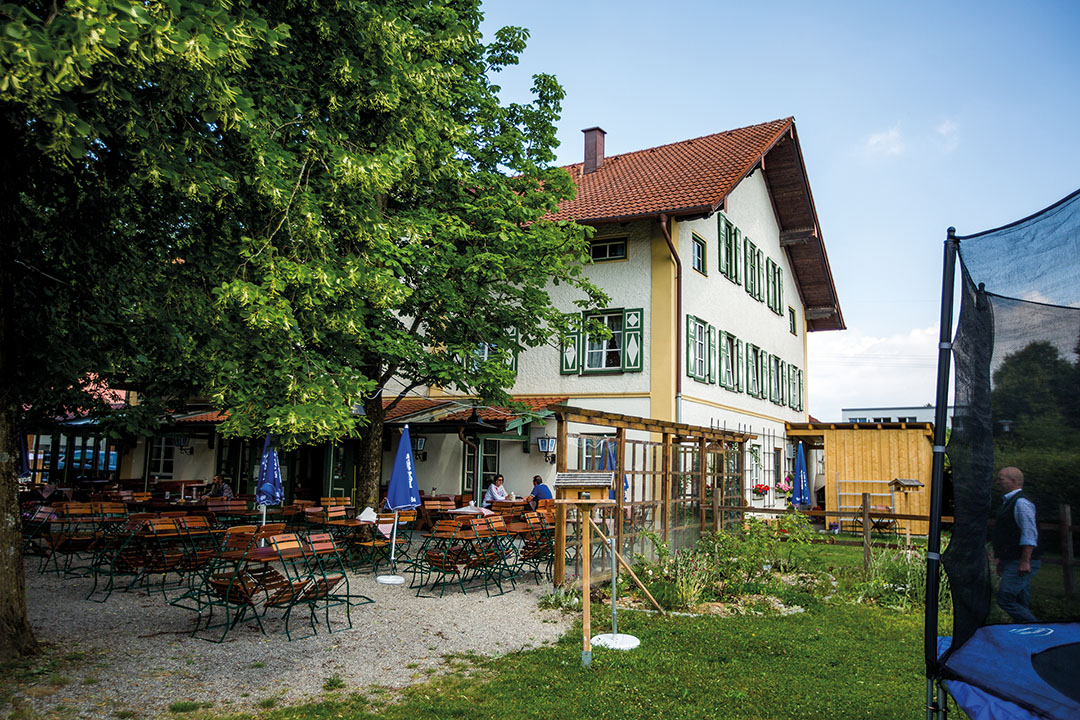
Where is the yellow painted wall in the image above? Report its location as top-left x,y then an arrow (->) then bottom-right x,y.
817,426 -> 933,535
650,220 -> 677,423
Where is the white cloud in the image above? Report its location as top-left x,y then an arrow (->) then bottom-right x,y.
807,325 -> 940,421
864,126 -> 904,156
935,119 -> 959,152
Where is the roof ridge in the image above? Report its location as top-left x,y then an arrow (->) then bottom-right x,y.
559,116 -> 794,170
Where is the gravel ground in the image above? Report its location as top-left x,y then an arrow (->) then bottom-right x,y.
13,559 -> 571,719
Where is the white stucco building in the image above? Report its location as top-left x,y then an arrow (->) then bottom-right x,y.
391,118 -> 845,503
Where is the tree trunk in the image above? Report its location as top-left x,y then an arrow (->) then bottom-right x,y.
354,395 -> 385,510
0,406 -> 39,661
0,145 -> 40,658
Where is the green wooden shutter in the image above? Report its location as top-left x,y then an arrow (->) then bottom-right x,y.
758,350 -> 767,399
780,360 -> 787,405
718,331 -> 730,388
744,240 -> 753,296
708,324 -> 717,384
777,267 -> 784,314
718,216 -> 728,276
685,315 -> 697,379
798,369 -> 804,411
622,308 -> 643,372
560,314 -> 581,375
757,248 -> 766,301
766,258 -> 776,310
733,228 -> 742,284
766,354 -> 774,402
735,339 -> 743,392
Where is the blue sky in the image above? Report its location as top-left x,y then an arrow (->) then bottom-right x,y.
480,0 -> 1080,419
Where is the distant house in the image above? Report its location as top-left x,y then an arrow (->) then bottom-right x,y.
842,404 -> 953,427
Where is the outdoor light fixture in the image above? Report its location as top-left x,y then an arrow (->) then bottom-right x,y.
172,435 -> 194,455
411,435 -> 427,462
536,435 -> 557,464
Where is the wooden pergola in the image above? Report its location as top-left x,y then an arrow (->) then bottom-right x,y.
549,405 -> 753,584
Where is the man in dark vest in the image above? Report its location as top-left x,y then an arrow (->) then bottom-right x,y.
991,466 -> 1041,623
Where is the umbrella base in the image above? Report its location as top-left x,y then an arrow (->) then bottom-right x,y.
592,633 -> 640,650
376,574 -> 406,585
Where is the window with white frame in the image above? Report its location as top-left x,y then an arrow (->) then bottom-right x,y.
746,345 -> 761,397
788,307 -> 798,335
766,259 -> 784,314
686,315 -> 715,383
720,332 -> 739,390
561,308 -> 644,375
464,438 -> 500,493
745,239 -> 765,302
590,237 -> 628,262
691,234 -> 706,275
469,327 -> 518,374
584,311 -> 624,371
149,437 -> 175,479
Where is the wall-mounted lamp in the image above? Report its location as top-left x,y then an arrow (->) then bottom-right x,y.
411,434 -> 427,462
536,436 -> 557,464
172,435 -> 194,455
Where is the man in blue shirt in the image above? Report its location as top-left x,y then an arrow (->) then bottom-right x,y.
991,466 -> 1041,623
527,475 -> 553,510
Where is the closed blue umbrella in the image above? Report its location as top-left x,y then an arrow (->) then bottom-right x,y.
17,427 -> 31,479
792,441 -> 810,507
378,425 -> 421,585
256,435 -> 284,526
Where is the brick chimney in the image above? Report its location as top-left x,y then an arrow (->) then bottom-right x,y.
582,126 -> 606,174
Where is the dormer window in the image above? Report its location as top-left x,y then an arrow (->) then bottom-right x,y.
590,237 -> 627,262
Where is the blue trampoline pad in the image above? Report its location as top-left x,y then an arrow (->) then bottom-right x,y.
938,623 -> 1080,720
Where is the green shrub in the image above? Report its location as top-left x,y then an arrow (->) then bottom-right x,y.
852,543 -> 951,611
538,583 -> 582,612
630,515 -> 825,611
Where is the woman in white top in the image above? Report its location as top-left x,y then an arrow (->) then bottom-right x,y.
482,475 -> 507,508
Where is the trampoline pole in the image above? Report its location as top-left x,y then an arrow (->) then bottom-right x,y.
926,229 -> 958,720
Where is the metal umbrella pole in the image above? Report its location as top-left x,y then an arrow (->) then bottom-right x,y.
591,536 -> 640,651
376,510 -> 405,585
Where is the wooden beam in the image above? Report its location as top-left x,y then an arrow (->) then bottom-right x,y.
779,227 -> 816,246
805,306 -> 837,320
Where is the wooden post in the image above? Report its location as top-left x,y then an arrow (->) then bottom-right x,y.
553,416 -> 568,585
1061,504 -> 1074,600
698,437 -> 708,533
712,446 -> 721,533
616,427 -> 626,556
904,493 -> 911,544
862,492 -> 872,570
656,433 -> 665,539
581,504 -> 592,667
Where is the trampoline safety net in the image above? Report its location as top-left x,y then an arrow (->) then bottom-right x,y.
935,188 -> 1080,720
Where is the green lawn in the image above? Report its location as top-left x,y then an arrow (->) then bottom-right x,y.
234,601 -> 925,720
17,539 -> 1076,719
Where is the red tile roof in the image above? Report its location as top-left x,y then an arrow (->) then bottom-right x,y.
549,118 -> 793,222
440,396 -> 569,423
384,397 -> 451,421
177,410 -> 228,423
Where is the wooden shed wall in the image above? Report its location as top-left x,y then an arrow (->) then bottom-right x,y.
821,426 -> 933,535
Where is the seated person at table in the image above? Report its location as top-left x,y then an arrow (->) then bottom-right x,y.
482,475 -> 507,508
527,475 -> 553,510
208,474 -> 234,499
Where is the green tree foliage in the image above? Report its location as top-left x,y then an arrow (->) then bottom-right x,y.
0,0 -> 604,659
990,341 -> 1080,513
